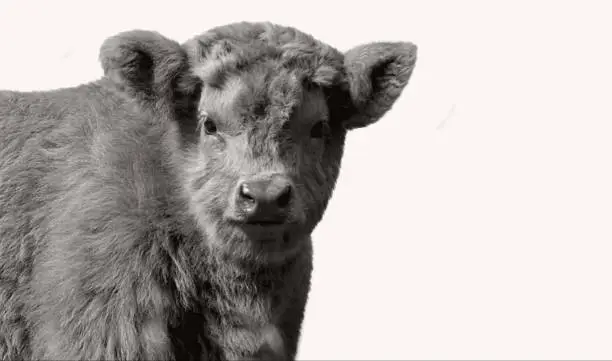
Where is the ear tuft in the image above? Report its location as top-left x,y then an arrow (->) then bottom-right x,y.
99,30 -> 189,106
344,41 -> 418,129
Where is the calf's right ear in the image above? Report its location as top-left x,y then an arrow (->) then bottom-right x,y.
99,30 -> 198,111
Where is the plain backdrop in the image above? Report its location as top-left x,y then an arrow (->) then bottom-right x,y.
1,0 -> 611,359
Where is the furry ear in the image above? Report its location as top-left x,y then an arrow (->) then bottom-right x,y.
99,30 -> 194,109
343,41 -> 418,130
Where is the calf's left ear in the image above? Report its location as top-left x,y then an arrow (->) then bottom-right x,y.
343,41 -> 418,130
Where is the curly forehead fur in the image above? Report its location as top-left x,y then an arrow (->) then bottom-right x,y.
183,22 -> 352,121
185,22 -> 346,87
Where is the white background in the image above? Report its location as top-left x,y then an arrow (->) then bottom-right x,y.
1,0 -> 611,359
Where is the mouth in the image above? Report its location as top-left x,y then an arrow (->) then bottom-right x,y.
245,220 -> 285,227
238,222 -> 286,239
226,218 -> 296,245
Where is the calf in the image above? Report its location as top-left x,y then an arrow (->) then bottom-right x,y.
0,22 -> 417,360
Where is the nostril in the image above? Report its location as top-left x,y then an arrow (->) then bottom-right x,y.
276,186 -> 292,208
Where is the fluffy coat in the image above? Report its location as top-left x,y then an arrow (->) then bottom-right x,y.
0,22 -> 417,360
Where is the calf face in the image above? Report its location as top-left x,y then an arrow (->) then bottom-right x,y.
181,22 -> 417,263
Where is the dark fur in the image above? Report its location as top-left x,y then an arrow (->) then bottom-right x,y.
0,22 -> 417,360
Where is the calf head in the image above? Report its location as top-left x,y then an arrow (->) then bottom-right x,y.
182,22 -> 417,262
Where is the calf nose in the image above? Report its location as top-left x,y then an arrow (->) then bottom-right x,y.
237,174 -> 293,224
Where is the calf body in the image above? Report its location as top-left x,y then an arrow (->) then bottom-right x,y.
0,22 -> 417,360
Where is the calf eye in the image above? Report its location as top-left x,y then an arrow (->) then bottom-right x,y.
310,120 -> 329,139
201,115 -> 217,135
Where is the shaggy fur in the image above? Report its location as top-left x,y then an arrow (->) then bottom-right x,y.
0,22 -> 417,361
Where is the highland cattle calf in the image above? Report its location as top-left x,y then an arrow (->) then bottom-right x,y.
0,22 -> 417,360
